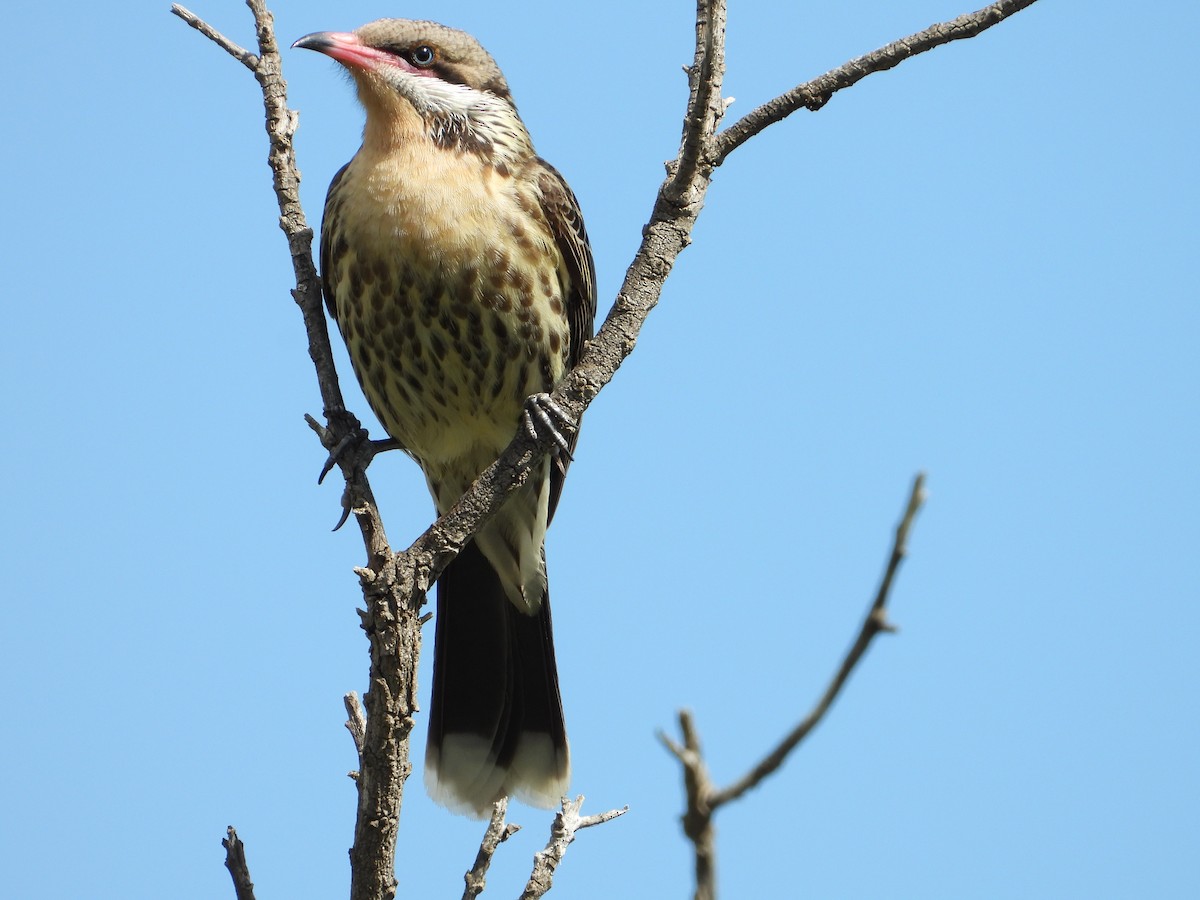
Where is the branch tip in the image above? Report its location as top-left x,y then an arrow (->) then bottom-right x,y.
221,826 -> 258,900
713,0 -> 1041,165
170,4 -> 259,70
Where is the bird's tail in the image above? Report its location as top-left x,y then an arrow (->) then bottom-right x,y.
425,539 -> 569,817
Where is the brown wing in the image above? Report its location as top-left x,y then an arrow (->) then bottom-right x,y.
319,162 -> 351,323
535,159 -> 596,369
534,159 -> 596,522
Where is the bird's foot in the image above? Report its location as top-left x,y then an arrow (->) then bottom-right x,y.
522,393 -> 575,460
324,434 -> 402,531
307,411 -> 404,531
318,429 -> 402,485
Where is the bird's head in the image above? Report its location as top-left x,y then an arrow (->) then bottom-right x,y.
293,19 -> 532,163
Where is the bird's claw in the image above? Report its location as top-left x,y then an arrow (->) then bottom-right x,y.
326,439 -> 400,531
319,432 -> 402,485
318,429 -> 361,484
311,416 -> 402,531
332,490 -> 353,533
523,393 -> 575,460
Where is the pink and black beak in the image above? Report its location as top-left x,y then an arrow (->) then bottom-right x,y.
292,31 -> 387,71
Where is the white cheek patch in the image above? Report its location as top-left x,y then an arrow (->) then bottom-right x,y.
383,67 -> 480,118
380,69 -> 528,165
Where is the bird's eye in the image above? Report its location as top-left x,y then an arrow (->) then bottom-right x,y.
410,45 -> 436,67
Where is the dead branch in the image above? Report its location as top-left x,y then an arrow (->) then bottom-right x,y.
520,797 -> 630,900
462,799 -> 521,900
661,474 -> 928,900
221,826 -> 257,900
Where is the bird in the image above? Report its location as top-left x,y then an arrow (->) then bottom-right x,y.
293,20 -> 596,817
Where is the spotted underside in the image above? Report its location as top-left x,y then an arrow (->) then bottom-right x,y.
322,134 -> 575,611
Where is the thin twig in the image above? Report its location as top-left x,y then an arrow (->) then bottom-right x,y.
712,472 -> 926,806
661,474 -> 927,900
222,827 -> 258,900
520,797 -> 629,900
170,4 -> 259,70
713,0 -> 1041,165
462,799 -> 521,900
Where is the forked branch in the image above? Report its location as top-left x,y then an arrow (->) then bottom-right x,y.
713,0 -> 1042,164
520,797 -> 630,900
661,474 -> 928,900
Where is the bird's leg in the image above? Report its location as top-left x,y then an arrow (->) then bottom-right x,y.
522,393 -> 575,460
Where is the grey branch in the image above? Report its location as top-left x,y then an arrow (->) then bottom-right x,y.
520,797 -> 630,900
713,0 -> 1041,164
171,4 -> 258,70
172,5 -> 408,900
661,474 -> 928,900
669,0 -> 728,197
716,473 -> 926,805
221,826 -> 257,900
461,799 -> 521,900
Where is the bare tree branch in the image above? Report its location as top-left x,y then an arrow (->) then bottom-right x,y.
172,5 -> 412,899
660,713 -> 717,900
669,0 -> 729,198
519,797 -> 630,900
171,3 -> 378,550
713,472 -> 926,805
662,473 -> 928,900
221,826 -> 257,900
461,799 -> 521,900
713,0 -> 1041,164
171,4 -> 258,70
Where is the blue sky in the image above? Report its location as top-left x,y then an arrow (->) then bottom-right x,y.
2,1 -> 1197,897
